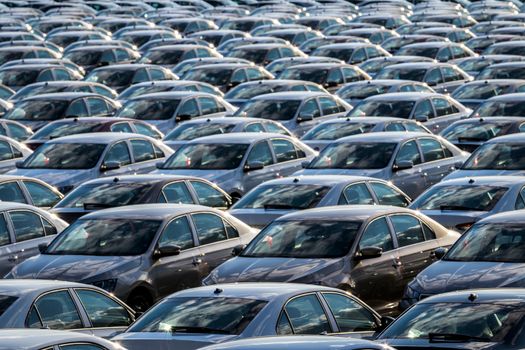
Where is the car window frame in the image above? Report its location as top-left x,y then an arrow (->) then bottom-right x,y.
276,292 -> 334,335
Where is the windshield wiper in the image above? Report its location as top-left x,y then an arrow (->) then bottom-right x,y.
428,332 -> 491,343
457,137 -> 487,142
263,204 -> 299,210
83,203 -> 117,210
439,205 -> 479,211
171,326 -> 231,335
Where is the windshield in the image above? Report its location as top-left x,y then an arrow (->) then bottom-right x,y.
225,84 -> 277,100
86,69 -> 134,86
242,220 -> 361,258
441,122 -> 510,142
0,70 -> 38,87
446,223 -> 525,262
119,85 -> 171,100
376,67 -> 427,81
338,84 -> 389,100
457,59 -> 491,73
234,184 -> 331,210
474,101 -> 525,117
32,122 -> 100,140
184,68 -> 232,86
46,219 -> 161,256
413,185 -> 507,211
4,100 -> 69,121
165,123 -> 235,141
309,142 -> 396,169
235,99 -> 301,121
141,49 -> 184,65
22,143 -> 106,169
397,46 -> 439,58
453,84 -> 513,100
462,143 -> 525,170
163,143 -> 248,170
348,100 -> 415,119
380,302 -> 520,342
231,48 -> 268,63
65,51 -> 103,66
117,99 -> 180,120
313,47 -> 353,61
280,68 -> 328,84
302,122 -> 374,140
478,67 -> 525,80
56,183 -> 154,208
128,297 -> 267,335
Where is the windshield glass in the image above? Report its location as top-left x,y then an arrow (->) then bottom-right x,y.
225,84 -> 277,100
56,183 -> 154,208
397,46 -> 439,58
310,142 -> 396,169
446,223 -> 525,262
280,68 -> 328,84
128,297 -> 267,335
242,220 -> 362,258
462,143 -> 525,170
348,100 -> 415,118
413,185 -> 507,211
231,48 -> 268,63
458,59 -> 491,72
117,99 -> 180,120
235,99 -> 301,121
163,143 -> 248,170
4,100 -> 69,121
119,85 -> 172,100
0,69 -> 39,87
65,51 -> 103,66
46,219 -> 160,256
234,184 -> 331,210
380,302 -> 520,342
453,84 -> 513,100
313,47 -> 353,61
478,67 -> 525,80
141,49 -> 184,65
375,67 -> 426,81
32,121 -> 100,140
302,122 -> 374,140
441,122 -> 510,142
86,69 -> 134,86
21,143 -> 106,169
338,84 -> 389,100
165,123 -> 235,141
474,101 -> 525,117
184,68 -> 232,86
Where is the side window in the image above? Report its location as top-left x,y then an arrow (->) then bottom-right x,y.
192,213 -> 227,245
132,68 -> 149,83
327,69 -> 344,84
28,290 -> 83,329
366,46 -> 381,58
390,215 -> 425,247
65,99 -> 88,118
134,122 -> 162,139
395,140 -> 422,165
419,138 -> 446,162
148,68 -> 166,80
399,84 -> 416,92
322,293 -> 377,332
24,181 -> 61,207
370,182 -> 409,207
131,139 -> 155,162
161,182 -> 194,204
103,141 -> 131,166
342,68 -> 361,83
37,69 -> 54,82
115,49 -> 130,61
436,47 -> 452,62
158,215 -> 194,250
318,97 -> 340,115
190,181 -> 230,208
75,289 -> 132,327
246,68 -> 263,80
9,211 -> 45,242
53,69 -> 71,80
265,122 -> 290,135
198,97 -> 220,115
442,67 -> 462,82
433,98 -> 459,116
0,182 -> 26,203
299,99 -> 321,119
231,69 -> 247,83
425,68 -> 443,86
516,187 -> 525,210
246,141 -> 274,166
0,214 -> 10,247
271,139 -> 298,162
359,217 -> 394,252
451,45 -> 469,58
267,48 -> 281,61
7,123 -> 31,141
110,122 -> 133,133
339,183 -> 374,205
277,312 -> 293,335
244,123 -> 265,132
350,48 -> 367,64
177,98 -> 200,118
86,97 -> 110,115
413,99 -> 434,119
385,122 -> 405,131
0,141 -> 13,160
283,294 -> 331,335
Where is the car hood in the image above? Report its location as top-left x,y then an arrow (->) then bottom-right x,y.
113,332 -> 237,350
294,168 -> 384,177
414,260 -> 525,295
10,254 -> 141,282
444,169 -> 525,180
8,168 -> 91,187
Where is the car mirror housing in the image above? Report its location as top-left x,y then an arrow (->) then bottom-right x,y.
38,243 -> 49,254
244,161 -> 264,172
100,161 -> 121,172
232,244 -> 246,256
414,114 -> 429,122
434,247 -> 448,260
393,160 -> 414,171
297,113 -> 314,123
153,244 -> 181,259
15,160 -> 24,168
377,315 -> 395,332
355,246 -> 383,260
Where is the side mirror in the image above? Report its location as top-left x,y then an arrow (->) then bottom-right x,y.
393,160 -> 414,171
301,160 -> 311,168
100,161 -> 121,172
434,247 -> 448,260
243,161 -> 264,172
153,244 -> 181,259
414,114 -> 429,122
324,80 -> 339,88
155,161 -> 164,169
232,244 -> 246,256
38,243 -> 48,254
297,113 -> 314,123
355,246 -> 383,260
15,161 -> 24,168
175,114 -> 191,122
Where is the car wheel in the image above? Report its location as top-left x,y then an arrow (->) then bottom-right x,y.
127,290 -> 153,313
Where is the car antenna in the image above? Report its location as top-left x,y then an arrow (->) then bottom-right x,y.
214,288 -> 223,294
468,293 -> 477,302
113,177 -> 119,183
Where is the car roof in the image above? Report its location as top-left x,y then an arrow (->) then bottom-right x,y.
191,63 -> 255,69
460,79 -> 525,86
326,116 -> 417,123
129,91 -> 213,99
485,92 -> 525,101
252,91 -> 330,100
234,79 -> 314,86
79,174 -> 203,185
81,203 -> 216,220
0,202 -> 46,211
343,79 -> 424,86
190,132 -> 288,144
486,132 -> 525,143
0,329 -> 111,349
257,175 -> 381,186
20,92 -> 101,101
276,205 -> 413,222
336,131 -> 431,143
147,44 -> 210,51
286,63 -> 350,69
234,43 -> 292,49
363,92 -> 439,101
420,288 -> 525,304
384,62 -> 450,69
0,279 -> 89,296
48,132 -> 146,144
317,42 -> 374,49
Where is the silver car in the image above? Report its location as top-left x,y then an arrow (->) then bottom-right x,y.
230,175 -> 411,228
295,132 -> 469,199
153,133 -> 316,199
0,135 -> 32,174
0,175 -> 63,209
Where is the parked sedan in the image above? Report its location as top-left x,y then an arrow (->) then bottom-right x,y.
0,135 -> 32,174
9,133 -> 173,194
0,120 -> 32,142
295,132 -> 469,198
203,205 -> 459,316
396,42 -> 477,63
0,280 -> 134,338
112,283 -> 391,350
0,175 -> 62,208
451,79 -> 525,109
477,62 -> 525,80
230,175 -> 410,228
154,133 -> 316,199
8,204 -> 256,312
0,64 -> 83,91
452,55 -> 525,78
471,93 -> 525,118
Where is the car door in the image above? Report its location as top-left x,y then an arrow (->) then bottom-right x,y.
85,97 -> 112,116
0,140 -> 23,173
349,216 -> 402,314
26,289 -> 84,331
158,181 -> 196,204
99,141 -> 133,177
0,181 -> 27,204
149,215 -> 205,298
318,96 -> 347,120
241,140 -> 276,193
175,97 -> 200,123
129,139 -> 160,173
417,137 -> 457,187
411,98 -> 435,124
65,99 -> 89,118
197,96 -> 224,118
0,212 -> 15,277
294,98 -> 322,136
276,293 -> 332,335
188,180 -> 231,209
430,96 -> 463,132
390,139 -> 426,198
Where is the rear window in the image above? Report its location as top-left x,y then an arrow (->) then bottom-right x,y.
0,295 -> 17,317
234,184 -> 331,210
414,185 -> 507,212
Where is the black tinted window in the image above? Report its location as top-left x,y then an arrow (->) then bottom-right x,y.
391,215 -> 425,247
76,289 -> 132,328
192,213 -> 227,245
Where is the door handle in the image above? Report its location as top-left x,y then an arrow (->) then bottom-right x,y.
429,251 -> 436,258
192,258 -> 202,265
8,255 -> 18,263
392,258 -> 402,268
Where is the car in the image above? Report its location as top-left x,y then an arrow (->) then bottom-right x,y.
452,55 -> 525,78
471,93 -> 525,118
336,80 -> 434,105
228,43 -> 307,66
295,132 -> 469,198
153,133 -> 316,199
0,120 -> 32,142
138,38 -> 214,54
112,283 -> 392,350
265,56 -> 345,76
116,91 -> 235,134
279,63 -> 372,93
337,28 -> 399,45
0,175 -> 62,209
381,289 -> 525,349
443,133 -> 525,180
359,56 -> 436,78
0,64 -> 83,91
312,43 -> 391,65
302,117 -> 431,151
116,29 -> 181,47
0,135 -> 32,174
0,58 -> 86,77
0,329 -> 125,350
50,174 -> 232,223
396,22 -> 456,35
8,204 -> 256,312
9,133 -> 173,194
3,92 -> 121,131
64,39 -> 138,54
451,79 -> 525,109
465,34 -> 520,54
299,36 -> 370,55
233,92 -> 351,137
9,81 -> 118,103
203,205 -> 459,316
230,175 -> 411,228
159,18 -> 218,35
0,46 -> 61,66
139,44 -> 222,69
477,62 -> 525,80
46,30 -> 111,48
64,45 -> 141,72
347,92 -> 471,134
199,336 -> 395,350
396,42 -> 477,63
483,39 -> 525,56
0,280 -> 134,337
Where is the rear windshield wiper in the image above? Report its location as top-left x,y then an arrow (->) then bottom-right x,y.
429,332 -> 491,343
439,205 -> 479,211
171,326 -> 231,335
